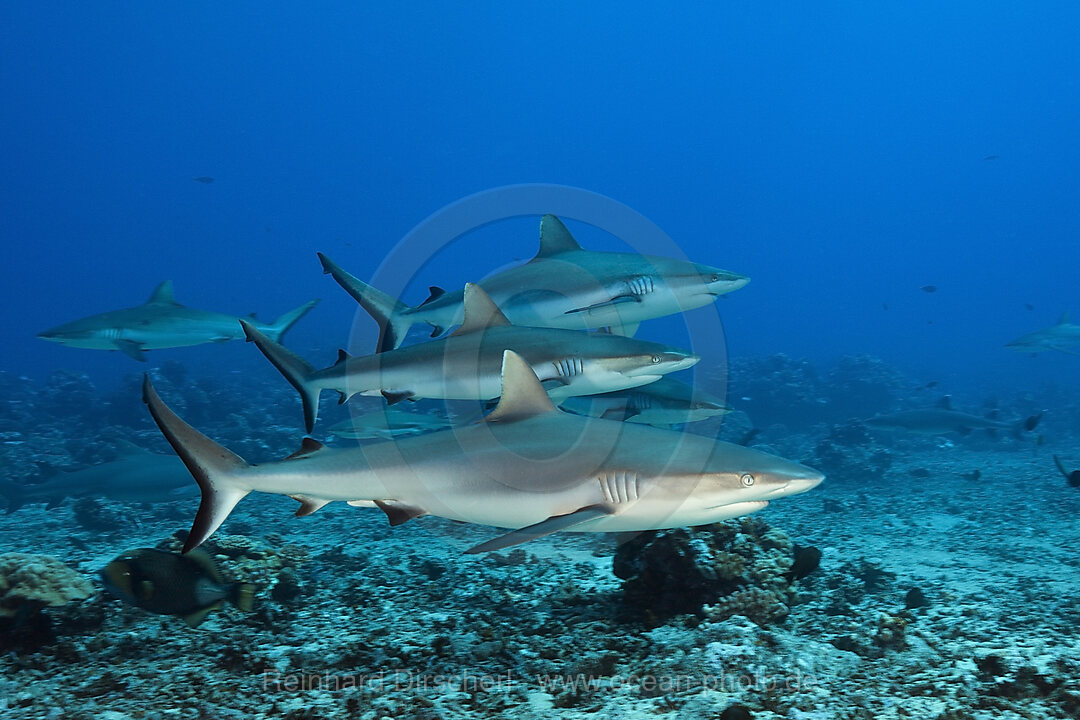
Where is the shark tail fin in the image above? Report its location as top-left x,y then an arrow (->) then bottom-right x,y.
0,479 -> 25,513
317,252 -> 414,352
142,375 -> 251,553
261,299 -> 320,344
240,320 -> 323,433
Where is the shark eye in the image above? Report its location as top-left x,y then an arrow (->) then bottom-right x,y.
710,274 -> 720,282
740,473 -> 755,487
651,355 -> 662,364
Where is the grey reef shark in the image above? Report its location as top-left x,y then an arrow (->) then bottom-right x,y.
1005,311 -> 1080,355
327,406 -> 456,441
38,281 -> 318,361
318,214 -> 749,352
142,350 -> 824,555
559,376 -> 732,426
0,440 -> 195,512
864,396 -> 1042,438
242,283 -> 699,433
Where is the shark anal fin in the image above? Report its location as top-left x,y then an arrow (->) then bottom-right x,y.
465,504 -> 613,554
291,494 -> 332,517
374,500 -> 427,526
115,339 -> 147,361
381,390 -> 414,405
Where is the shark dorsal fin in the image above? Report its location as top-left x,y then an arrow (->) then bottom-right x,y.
145,281 -> 179,305
450,284 -> 511,336
1059,311 -> 1071,325
936,395 -> 953,411
113,439 -> 150,456
534,214 -> 582,259
418,286 -> 446,307
284,437 -> 327,460
485,350 -> 557,423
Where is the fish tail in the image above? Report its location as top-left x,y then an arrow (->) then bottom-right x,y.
142,375 -> 251,553
317,252 -> 414,352
0,479 -> 24,513
262,299 -> 319,343
231,581 -> 256,612
239,320 -> 323,433
1014,411 -> 1044,438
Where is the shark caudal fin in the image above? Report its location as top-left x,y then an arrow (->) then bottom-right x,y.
141,376 -> 250,553
260,299 -> 319,344
317,253 -> 414,352
239,320 -> 323,433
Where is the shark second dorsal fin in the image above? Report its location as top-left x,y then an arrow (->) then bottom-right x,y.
534,214 -> 582,259
284,437 -> 327,460
485,350 -> 557,423
1059,311 -> 1071,325
145,281 -> 179,305
936,395 -> 953,411
450,284 -> 511,336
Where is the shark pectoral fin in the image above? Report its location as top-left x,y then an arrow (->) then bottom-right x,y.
601,407 -> 640,421
45,496 -> 66,510
563,295 -> 640,315
115,339 -> 147,361
290,495 -> 333,517
381,390 -> 414,405
465,504 -> 614,554
374,500 -> 427,526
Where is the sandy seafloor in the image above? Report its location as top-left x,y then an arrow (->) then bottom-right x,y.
1,364 -> 1079,720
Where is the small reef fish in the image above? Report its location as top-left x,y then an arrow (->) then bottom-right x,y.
38,281 -> 318,361
101,547 -> 254,627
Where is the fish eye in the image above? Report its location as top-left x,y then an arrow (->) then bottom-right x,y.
651,355 -> 662,364
740,473 -> 755,487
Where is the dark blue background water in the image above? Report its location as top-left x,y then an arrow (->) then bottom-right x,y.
3,2 -> 1078,400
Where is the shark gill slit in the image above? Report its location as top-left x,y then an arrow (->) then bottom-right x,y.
599,471 -> 639,504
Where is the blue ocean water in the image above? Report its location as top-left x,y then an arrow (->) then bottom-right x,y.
3,2 -> 1077,397
2,3 -> 1080,718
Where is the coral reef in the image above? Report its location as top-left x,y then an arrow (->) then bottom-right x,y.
0,553 -> 94,617
613,518 -> 798,626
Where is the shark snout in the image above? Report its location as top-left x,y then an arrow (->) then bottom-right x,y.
696,265 -> 750,296
626,351 -> 699,377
